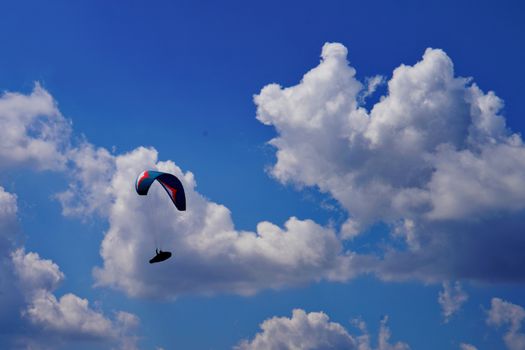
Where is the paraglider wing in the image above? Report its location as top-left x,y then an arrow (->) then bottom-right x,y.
135,170 -> 186,211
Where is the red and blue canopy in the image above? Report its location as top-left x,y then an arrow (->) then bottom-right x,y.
135,170 -> 186,211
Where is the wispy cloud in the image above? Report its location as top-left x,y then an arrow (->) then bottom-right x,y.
487,298 -> 525,350
438,281 -> 468,322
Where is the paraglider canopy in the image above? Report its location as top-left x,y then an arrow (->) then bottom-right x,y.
135,170 -> 186,211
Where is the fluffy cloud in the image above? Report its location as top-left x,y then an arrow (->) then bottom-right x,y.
56,142 -> 116,217
24,293 -> 139,349
487,298 -> 525,350
0,82 -> 114,218
55,42 -> 525,299
10,248 -> 139,349
25,291 -> 115,339
255,43 -> 512,226
235,309 -> 409,350
255,42 -> 525,282
438,281 -> 468,322
0,82 -> 360,307
11,249 -> 64,293
459,344 -> 477,350
0,186 -> 138,350
236,309 -> 356,350
0,84 -> 141,348
91,147 -> 356,298
0,83 -> 360,298
9,248 -> 140,350
0,83 -> 70,170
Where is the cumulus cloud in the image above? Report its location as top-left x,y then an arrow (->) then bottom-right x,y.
25,291 -> 116,339
0,84 -> 141,348
89,147 -> 357,298
11,249 -> 64,293
438,281 -> 468,322
236,309 -> 356,350
0,83 -> 70,170
487,298 -> 525,350
52,42 -> 525,299
10,248 -> 139,349
0,82 -> 360,299
0,186 -> 138,349
0,82 -> 361,302
235,309 -> 408,350
0,83 -> 114,219
255,42 -> 525,283
56,142 -> 116,217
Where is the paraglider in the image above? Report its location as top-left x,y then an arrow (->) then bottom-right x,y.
135,170 -> 186,263
149,249 -> 172,264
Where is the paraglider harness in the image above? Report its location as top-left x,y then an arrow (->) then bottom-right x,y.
149,249 -> 172,264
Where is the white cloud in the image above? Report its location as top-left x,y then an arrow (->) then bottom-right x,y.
360,75 -> 386,103
375,316 -> 410,350
0,80 -> 358,318
426,138 -> 525,220
25,291 -> 116,339
255,44 -> 512,226
0,78 -> 361,300
0,186 -> 18,251
0,187 -> 23,342
56,142 -> 116,217
438,281 -> 468,322
10,248 -> 140,349
89,147 -> 356,298
50,42 -> 525,298
0,81 -> 359,335
235,309 -> 357,350
459,343 -> 477,350
0,186 -> 17,220
0,186 -> 139,349
487,298 -> 525,350
12,250 -> 115,341
0,83 -> 70,170
352,316 -> 409,350
235,309 -> 408,350
255,42 -> 525,283
11,249 -> 64,293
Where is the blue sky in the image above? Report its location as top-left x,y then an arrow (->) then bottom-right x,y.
1,1 -> 525,349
